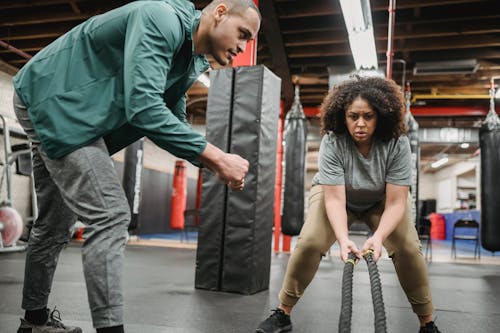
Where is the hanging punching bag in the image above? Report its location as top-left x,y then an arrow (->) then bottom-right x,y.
405,84 -> 420,225
122,138 -> 144,232
170,160 -> 187,230
282,85 -> 307,236
480,80 -> 500,252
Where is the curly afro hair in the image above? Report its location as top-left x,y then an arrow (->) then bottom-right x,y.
320,76 -> 407,141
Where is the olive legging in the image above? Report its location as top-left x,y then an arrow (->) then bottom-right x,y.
279,185 -> 434,316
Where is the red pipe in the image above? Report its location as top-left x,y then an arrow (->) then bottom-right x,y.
273,101 -> 285,253
411,106 -> 498,116
303,106 -> 321,117
303,105 -> 498,117
386,0 -> 396,79
282,235 -> 291,253
0,40 -> 32,60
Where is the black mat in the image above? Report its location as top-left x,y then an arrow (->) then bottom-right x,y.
1,243 -> 499,332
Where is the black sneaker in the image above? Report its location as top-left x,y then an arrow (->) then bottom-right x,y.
255,308 -> 293,333
419,321 -> 441,333
17,307 -> 82,333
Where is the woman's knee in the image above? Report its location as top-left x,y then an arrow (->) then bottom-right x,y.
296,236 -> 331,256
387,237 -> 422,259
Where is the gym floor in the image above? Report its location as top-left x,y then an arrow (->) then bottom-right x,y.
1,238 -> 499,333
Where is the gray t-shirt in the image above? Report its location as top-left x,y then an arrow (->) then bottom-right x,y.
312,133 -> 412,212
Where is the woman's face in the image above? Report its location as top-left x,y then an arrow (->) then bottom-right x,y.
345,97 -> 377,146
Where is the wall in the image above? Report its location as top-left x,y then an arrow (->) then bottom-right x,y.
0,71 -> 15,118
432,158 -> 480,213
112,138 -> 201,180
0,70 -> 32,231
418,172 -> 437,200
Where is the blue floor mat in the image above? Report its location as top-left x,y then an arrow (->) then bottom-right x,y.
139,232 -> 198,242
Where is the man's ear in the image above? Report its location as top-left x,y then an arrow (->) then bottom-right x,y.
214,4 -> 228,22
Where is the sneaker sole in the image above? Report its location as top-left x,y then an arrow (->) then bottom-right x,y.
255,324 -> 293,333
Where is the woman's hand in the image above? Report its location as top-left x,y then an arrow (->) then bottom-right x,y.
339,239 -> 361,262
361,234 -> 384,261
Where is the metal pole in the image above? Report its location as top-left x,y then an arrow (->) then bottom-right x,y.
386,0 -> 396,79
0,40 -> 32,60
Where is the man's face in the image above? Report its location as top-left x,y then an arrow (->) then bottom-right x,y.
209,6 -> 260,66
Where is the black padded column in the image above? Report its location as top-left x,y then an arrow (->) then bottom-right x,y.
195,65 -> 281,294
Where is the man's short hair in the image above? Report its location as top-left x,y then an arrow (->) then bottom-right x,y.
203,0 -> 261,20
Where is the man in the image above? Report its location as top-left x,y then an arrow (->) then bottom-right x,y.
12,1 -> 261,332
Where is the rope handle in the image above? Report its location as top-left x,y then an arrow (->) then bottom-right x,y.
339,249 -> 387,333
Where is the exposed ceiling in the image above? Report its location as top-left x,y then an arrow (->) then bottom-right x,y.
1,0 -> 499,171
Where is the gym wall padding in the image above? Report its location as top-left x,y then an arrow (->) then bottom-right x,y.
281,88 -> 307,236
195,65 -> 281,294
114,161 -> 198,235
480,111 -> 500,252
122,139 -> 144,232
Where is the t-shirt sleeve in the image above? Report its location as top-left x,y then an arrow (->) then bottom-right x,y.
317,134 -> 345,185
385,136 -> 412,186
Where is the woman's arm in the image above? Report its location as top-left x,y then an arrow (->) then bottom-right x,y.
324,185 -> 361,261
361,183 -> 409,260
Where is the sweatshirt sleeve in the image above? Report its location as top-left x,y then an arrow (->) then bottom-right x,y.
123,3 -> 206,165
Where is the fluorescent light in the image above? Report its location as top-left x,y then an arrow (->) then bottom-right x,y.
460,143 -> 470,149
431,157 -> 449,169
339,0 -> 378,70
197,73 -> 210,87
339,0 -> 367,31
348,29 -> 378,70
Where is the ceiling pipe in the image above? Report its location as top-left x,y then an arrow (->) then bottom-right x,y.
0,40 -> 32,60
411,94 -> 490,103
386,0 -> 396,79
302,105 -> 499,118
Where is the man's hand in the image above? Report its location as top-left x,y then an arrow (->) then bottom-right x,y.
216,153 -> 249,183
361,234 -> 384,261
339,239 -> 361,262
198,143 -> 249,186
227,177 -> 245,191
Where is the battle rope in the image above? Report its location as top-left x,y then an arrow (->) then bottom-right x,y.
339,252 -> 357,333
338,250 -> 387,333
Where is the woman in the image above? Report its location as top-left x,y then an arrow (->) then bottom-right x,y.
256,76 -> 441,333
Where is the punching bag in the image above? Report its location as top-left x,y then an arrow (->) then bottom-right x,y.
170,160 -> 187,230
282,85 -> 307,236
480,81 -> 500,252
405,84 -> 420,225
122,138 -> 144,232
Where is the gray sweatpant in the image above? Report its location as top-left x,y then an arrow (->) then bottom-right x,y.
13,92 -> 131,328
